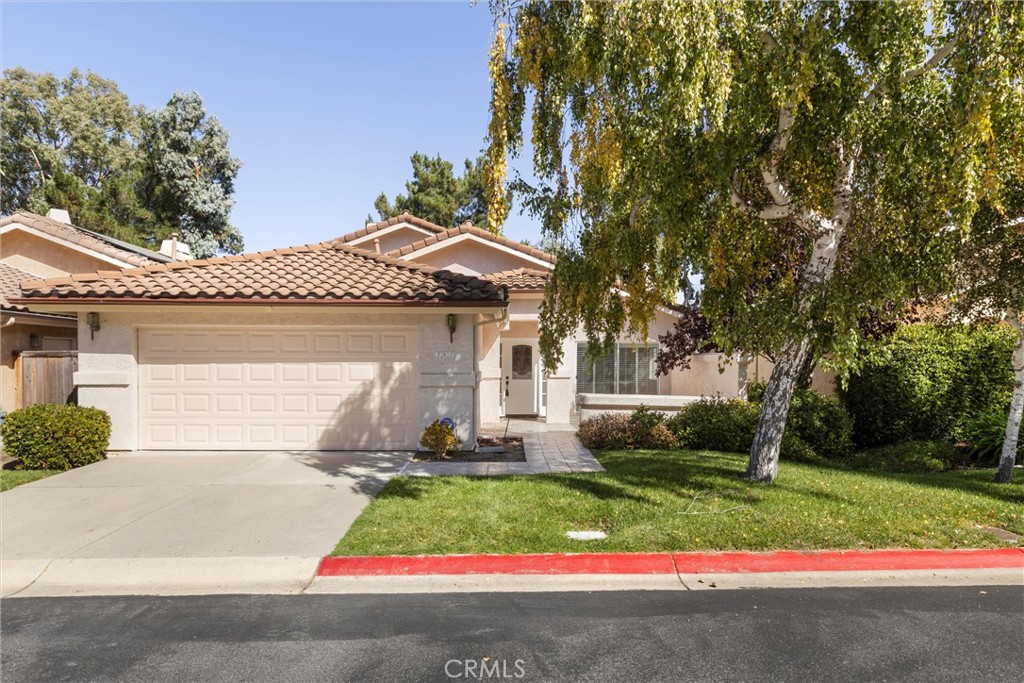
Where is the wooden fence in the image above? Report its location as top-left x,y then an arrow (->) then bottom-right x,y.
15,351 -> 78,408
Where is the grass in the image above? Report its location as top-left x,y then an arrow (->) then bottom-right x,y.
0,468 -> 60,491
332,449 -> 1024,556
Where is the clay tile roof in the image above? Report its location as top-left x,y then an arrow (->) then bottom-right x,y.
334,212 -> 451,244
484,267 -> 550,291
13,242 -> 507,306
0,211 -> 172,267
1,262 -> 43,313
384,223 -> 557,265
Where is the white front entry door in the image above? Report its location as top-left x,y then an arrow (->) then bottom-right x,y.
501,339 -> 539,416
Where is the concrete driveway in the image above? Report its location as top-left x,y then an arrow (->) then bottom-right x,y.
0,450 -> 410,597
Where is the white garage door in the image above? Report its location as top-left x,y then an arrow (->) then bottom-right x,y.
138,327 -> 418,450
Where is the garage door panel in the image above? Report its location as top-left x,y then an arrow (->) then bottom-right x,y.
139,327 -> 419,450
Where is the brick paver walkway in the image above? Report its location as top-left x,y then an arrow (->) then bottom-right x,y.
400,420 -> 603,477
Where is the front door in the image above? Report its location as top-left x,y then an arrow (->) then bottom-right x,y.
501,339 -> 539,416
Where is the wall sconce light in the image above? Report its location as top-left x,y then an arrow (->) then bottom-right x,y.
29,332 -> 41,349
86,312 -> 100,340
446,313 -> 457,343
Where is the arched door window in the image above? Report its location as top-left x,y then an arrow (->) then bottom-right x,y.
511,345 -> 533,379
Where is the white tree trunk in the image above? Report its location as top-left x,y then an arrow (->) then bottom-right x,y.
996,310 -> 1023,484
746,148 -> 855,483
747,335 -> 812,482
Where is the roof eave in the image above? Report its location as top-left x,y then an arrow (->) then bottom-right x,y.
9,297 -> 508,313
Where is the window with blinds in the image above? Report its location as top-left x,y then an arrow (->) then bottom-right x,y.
576,343 -> 660,395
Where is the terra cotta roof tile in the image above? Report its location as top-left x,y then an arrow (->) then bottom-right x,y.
383,223 -> 557,265
334,212 -> 450,244
484,268 -> 549,291
13,242 -> 507,306
1,262 -> 44,313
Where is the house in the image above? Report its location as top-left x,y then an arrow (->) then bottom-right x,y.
0,210 -> 172,414
11,213 -> 795,452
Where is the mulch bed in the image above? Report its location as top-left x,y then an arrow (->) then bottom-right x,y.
413,436 -> 526,462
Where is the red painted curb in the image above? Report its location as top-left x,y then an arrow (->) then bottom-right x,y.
670,548 -> 1024,574
318,548 -> 1024,577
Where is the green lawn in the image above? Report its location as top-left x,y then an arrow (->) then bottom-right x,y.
0,468 -> 60,491
333,450 -> 1024,556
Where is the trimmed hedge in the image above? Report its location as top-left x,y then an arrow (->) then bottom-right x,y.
1,404 -> 110,470
665,398 -> 820,463
748,382 -> 854,459
841,323 -> 1016,447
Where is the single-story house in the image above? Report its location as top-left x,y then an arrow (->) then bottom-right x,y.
12,213 -> 825,451
0,209 -> 173,414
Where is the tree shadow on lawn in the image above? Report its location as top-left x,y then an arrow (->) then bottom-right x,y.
815,462 -> 1024,506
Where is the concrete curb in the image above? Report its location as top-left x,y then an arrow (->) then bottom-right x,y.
2,557 -> 322,598
318,548 -> 1024,577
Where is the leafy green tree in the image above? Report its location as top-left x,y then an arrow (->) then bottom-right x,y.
952,182 -> 1024,483
375,153 -> 494,231
0,67 -> 148,242
140,92 -> 242,257
1,69 -> 243,256
485,1 -> 1023,482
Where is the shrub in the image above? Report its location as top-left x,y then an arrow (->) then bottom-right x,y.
577,408 -> 678,450
419,419 -> 460,459
962,411 -> 1021,465
577,413 -> 631,450
847,440 -> 960,473
665,397 -> 820,462
667,398 -> 760,453
841,323 -> 1016,447
1,404 -> 110,470
627,405 -> 678,449
748,382 -> 854,459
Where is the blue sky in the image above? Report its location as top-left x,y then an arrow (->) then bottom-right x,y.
1,1 -> 542,251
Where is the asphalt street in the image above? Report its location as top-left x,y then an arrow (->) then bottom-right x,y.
2,585 -> 1022,682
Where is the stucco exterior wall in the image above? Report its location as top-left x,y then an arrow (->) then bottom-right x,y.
71,307 -> 479,451
411,240 -> 545,276
2,230 -> 123,277
0,319 -> 78,412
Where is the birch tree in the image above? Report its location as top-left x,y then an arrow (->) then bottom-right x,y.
485,0 -> 1023,482
953,186 -> 1024,483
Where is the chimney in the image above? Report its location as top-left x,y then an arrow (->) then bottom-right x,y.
373,238 -> 381,253
46,208 -> 72,225
158,233 -> 192,261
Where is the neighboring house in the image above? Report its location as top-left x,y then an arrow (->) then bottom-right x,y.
0,209 -> 172,414
12,213 -> 818,452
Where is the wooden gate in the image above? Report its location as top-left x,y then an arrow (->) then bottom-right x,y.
15,351 -> 79,408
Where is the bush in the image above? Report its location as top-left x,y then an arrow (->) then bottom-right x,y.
577,413 -> 631,450
962,411 -> 1021,465
627,406 -> 678,450
847,440 -> 960,473
666,398 -> 760,453
841,323 -> 1016,447
665,397 -> 820,462
748,382 -> 854,459
577,407 -> 678,450
1,404 -> 110,470
420,419 -> 460,459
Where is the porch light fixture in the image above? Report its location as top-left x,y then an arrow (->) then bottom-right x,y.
86,312 -> 101,340
28,332 -> 41,349
446,313 -> 457,343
